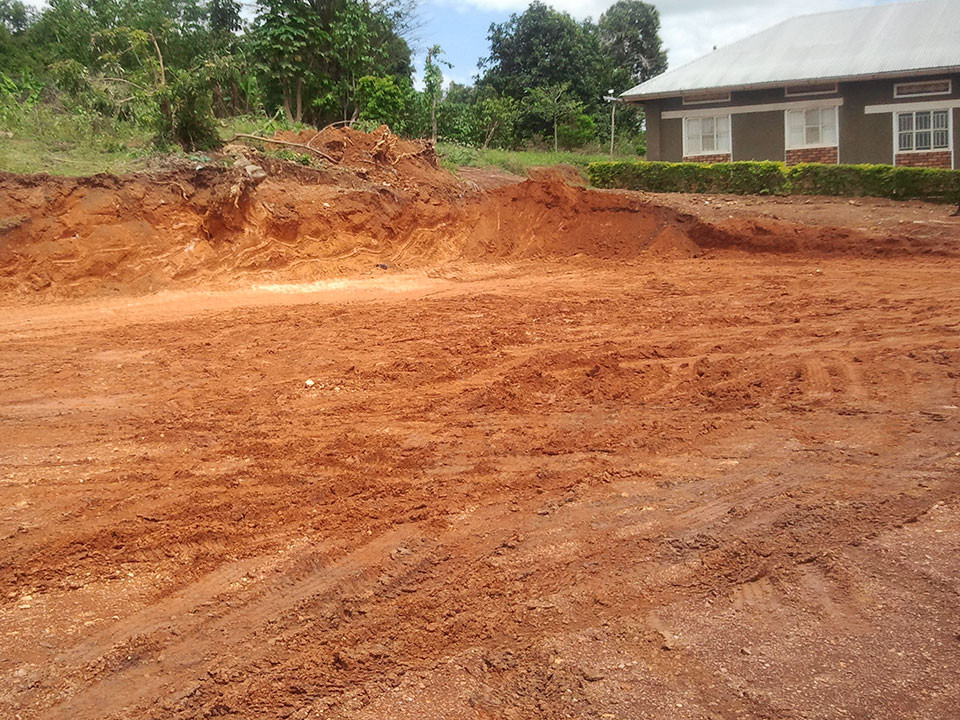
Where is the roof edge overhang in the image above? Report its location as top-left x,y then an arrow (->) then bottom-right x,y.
620,65 -> 960,102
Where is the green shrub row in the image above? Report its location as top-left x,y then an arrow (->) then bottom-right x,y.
587,160 -> 960,203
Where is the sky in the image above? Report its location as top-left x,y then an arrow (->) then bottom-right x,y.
412,0 -> 903,90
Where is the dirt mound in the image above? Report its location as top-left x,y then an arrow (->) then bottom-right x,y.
271,124 -> 457,193
646,224 -> 703,259
458,179 -> 702,261
0,171 -> 698,298
525,164 -> 587,186
1,130 -> 955,301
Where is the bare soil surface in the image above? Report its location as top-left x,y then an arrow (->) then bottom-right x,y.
1,135 -> 959,719
646,191 -> 960,248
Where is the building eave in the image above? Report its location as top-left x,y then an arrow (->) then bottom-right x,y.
621,66 -> 960,103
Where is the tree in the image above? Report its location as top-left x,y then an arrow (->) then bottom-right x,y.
598,0 -> 667,88
423,44 -> 449,143
356,74 -> 409,130
209,0 -> 242,38
250,0 -> 413,125
479,2 -> 607,113
477,93 -> 519,148
323,1 -> 381,122
251,0 -> 324,123
0,0 -> 29,33
526,82 -> 581,152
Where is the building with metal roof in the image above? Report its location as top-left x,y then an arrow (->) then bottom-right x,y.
625,0 -> 960,168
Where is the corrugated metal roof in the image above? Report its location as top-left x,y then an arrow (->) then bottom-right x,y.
622,0 -> 960,100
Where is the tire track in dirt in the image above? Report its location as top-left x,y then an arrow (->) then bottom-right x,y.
3,256 -> 960,719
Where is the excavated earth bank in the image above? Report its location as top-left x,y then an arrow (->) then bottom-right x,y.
2,127 -> 950,301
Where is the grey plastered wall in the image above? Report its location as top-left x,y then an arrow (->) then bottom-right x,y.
955,104 -> 960,168
840,75 -> 960,166
732,112 -> 784,161
641,87 -> 825,162
839,80 -> 895,164
644,100 -> 662,160
643,100 -> 682,162
635,74 -> 960,166
661,119 -> 683,161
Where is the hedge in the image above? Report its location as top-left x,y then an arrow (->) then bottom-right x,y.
587,160 -> 960,203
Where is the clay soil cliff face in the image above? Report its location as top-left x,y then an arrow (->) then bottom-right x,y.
3,127 -> 952,302
1,129 -> 959,720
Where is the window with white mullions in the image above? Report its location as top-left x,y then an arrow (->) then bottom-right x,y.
786,107 -> 837,149
933,110 -> 949,149
683,115 -> 730,156
897,109 -> 950,152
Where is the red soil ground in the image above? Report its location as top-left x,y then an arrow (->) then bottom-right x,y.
1,132 -> 959,719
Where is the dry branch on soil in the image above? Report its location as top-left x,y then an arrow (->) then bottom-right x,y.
225,134 -> 338,164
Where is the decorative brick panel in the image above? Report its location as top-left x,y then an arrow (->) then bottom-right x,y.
895,151 -> 952,169
785,146 -> 838,165
682,153 -> 731,163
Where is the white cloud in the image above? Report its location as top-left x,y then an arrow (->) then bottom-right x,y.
428,0 -> 890,71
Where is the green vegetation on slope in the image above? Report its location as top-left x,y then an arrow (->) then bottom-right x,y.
1,0 -> 666,171
0,104 -> 154,175
438,143 -> 636,177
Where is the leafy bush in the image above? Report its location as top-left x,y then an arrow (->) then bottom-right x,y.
436,142 -> 481,171
588,160 -> 787,195
787,163 -> 960,201
356,75 -> 410,132
437,100 -> 482,146
588,160 -> 960,203
155,71 -> 221,151
557,113 -> 596,150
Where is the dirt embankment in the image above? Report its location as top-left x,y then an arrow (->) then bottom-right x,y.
0,126 -> 956,300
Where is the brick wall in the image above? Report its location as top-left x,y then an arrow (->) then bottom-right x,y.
895,151 -> 952,169
682,153 -> 731,163
785,147 -> 838,165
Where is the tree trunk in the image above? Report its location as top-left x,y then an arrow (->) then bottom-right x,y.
282,82 -> 294,124
295,77 -> 303,124
149,32 -> 166,88
160,96 -> 174,142
609,102 -> 616,160
431,96 -> 438,143
553,116 -> 558,153
483,120 -> 498,149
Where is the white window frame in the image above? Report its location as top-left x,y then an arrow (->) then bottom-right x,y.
894,107 -> 952,155
784,106 -> 839,150
894,79 -> 952,99
682,115 -> 731,158
785,83 -> 838,98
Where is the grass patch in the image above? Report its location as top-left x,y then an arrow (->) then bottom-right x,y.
0,108 -> 301,176
438,142 -> 637,176
0,106 -> 155,175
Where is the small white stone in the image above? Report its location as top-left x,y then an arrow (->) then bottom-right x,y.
305,379 -> 315,388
